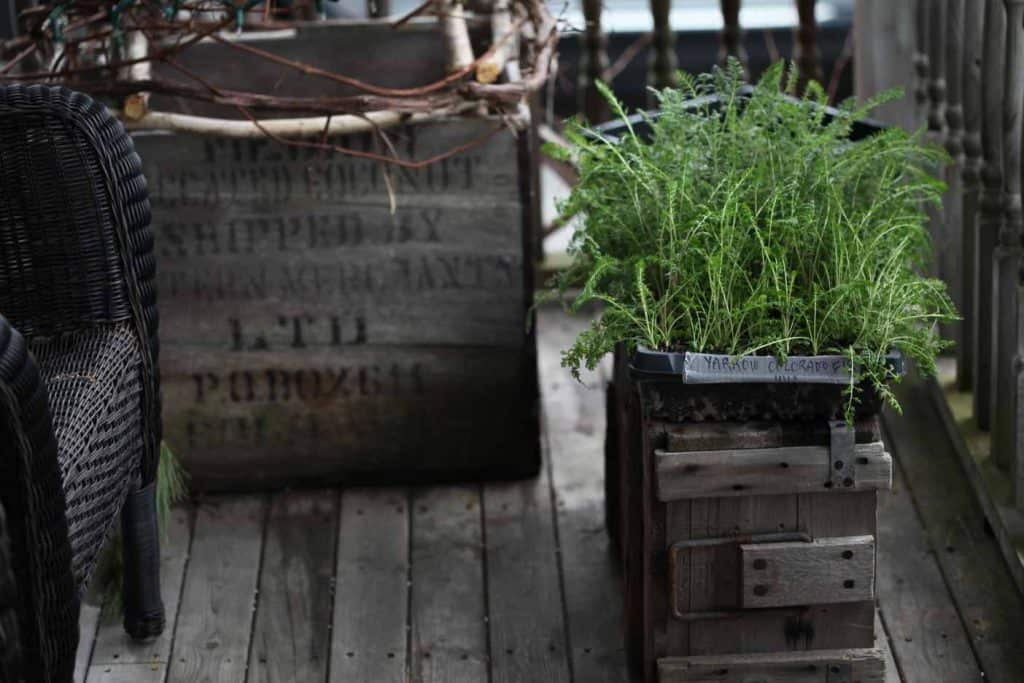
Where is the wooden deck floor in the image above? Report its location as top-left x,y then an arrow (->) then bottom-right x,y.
74,306 -> 1024,683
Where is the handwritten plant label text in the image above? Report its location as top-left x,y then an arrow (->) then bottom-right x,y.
682,352 -> 857,384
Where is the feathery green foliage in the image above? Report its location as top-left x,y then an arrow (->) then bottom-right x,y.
547,62 -> 957,416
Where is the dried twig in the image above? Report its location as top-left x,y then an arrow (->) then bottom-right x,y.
604,31 -> 651,83
235,103 -> 505,168
0,43 -> 37,75
4,0 -> 557,166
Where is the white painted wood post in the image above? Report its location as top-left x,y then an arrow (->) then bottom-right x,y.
976,0 -> 1006,430
993,0 -> 1024,496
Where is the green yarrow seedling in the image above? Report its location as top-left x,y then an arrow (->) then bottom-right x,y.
546,62 -> 958,419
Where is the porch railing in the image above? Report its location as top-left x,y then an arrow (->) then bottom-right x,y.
858,0 -> 1024,522
575,0 -> 823,121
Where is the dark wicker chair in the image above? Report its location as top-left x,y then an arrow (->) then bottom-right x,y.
0,501 -> 23,683
0,84 -> 164,682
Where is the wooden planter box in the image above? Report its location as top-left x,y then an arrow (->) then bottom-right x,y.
607,346 -> 893,682
131,20 -> 540,489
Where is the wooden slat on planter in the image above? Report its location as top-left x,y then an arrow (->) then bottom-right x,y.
134,22 -> 539,490
634,385 -> 885,672
663,419 -> 881,453
657,648 -> 886,683
655,443 -> 892,500
739,535 -> 875,608
795,489 -> 879,653
683,494 -> 807,656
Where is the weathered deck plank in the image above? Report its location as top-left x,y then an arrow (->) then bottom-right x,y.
166,496 -> 265,683
873,612 -> 900,683
330,487 -> 410,683
875,458 -> 979,680
249,489 -> 338,683
884,371 -> 1024,683
87,506 -> 193,683
74,593 -> 101,682
483,474 -> 570,683
538,307 -> 630,683
409,485 -> 488,683
86,663 -> 168,682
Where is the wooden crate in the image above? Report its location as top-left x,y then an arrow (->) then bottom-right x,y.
608,353 -> 892,681
132,21 -> 540,489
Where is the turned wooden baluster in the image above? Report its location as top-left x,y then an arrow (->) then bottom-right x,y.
580,0 -> 610,122
926,0 -> 949,285
915,0 -> 931,125
367,0 -> 390,18
993,0 -> 1024,501
976,0 -> 1007,429
719,0 -> 748,73
928,0 -> 947,135
794,0 -> 822,91
946,0 -> 967,383
961,0 -> 985,393
648,0 -> 676,95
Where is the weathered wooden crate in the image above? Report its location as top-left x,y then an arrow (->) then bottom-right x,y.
132,20 -> 540,489
607,347 -> 893,682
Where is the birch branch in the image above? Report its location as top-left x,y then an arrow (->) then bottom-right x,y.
116,107 -> 475,138
122,30 -> 150,121
441,0 -> 474,73
477,0 -> 514,84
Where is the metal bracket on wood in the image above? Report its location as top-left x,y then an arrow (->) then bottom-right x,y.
667,531 -> 812,621
828,419 -> 857,489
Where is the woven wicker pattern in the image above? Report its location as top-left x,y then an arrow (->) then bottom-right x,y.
0,84 -> 161,482
32,324 -> 144,589
0,318 -> 77,683
0,84 -> 164,680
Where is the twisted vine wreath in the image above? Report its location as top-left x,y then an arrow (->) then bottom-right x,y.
0,0 -> 558,167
